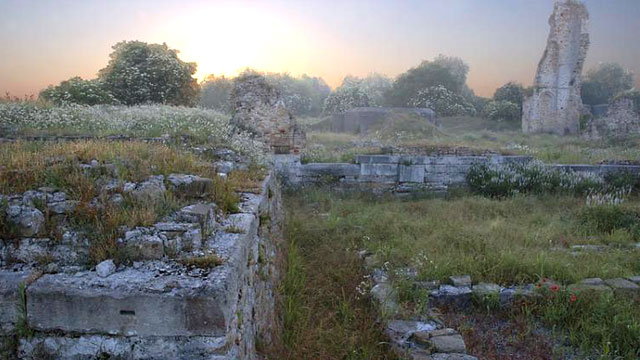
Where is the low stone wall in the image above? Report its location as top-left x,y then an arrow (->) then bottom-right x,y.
0,174 -> 284,360
275,154 -> 531,192
275,154 -> 640,193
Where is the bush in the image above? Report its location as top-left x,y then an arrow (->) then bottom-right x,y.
466,161 -> 607,198
493,82 -> 524,109
99,41 -> 199,106
579,205 -> 639,235
322,86 -> 370,114
581,63 -> 635,105
39,77 -> 118,106
385,60 -> 462,106
483,100 -> 520,122
409,85 -> 476,116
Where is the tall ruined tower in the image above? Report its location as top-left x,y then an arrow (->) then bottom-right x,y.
522,0 -> 590,135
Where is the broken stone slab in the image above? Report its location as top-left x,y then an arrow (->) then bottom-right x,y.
571,244 -> 606,252
46,200 -> 79,215
472,283 -> 502,297
386,320 -> 438,350
628,276 -> 640,284
371,282 -> 398,316
18,333 -> 227,360
6,205 -> 45,237
604,278 -> 640,296
581,277 -> 605,286
129,175 -> 166,203
430,285 -> 472,308
411,353 -> 478,360
0,270 -> 32,334
411,328 -> 458,347
167,174 -> 214,198
95,260 -> 116,278
449,275 -> 471,287
567,282 -> 613,295
499,285 -> 537,305
27,268 -> 229,337
123,234 -> 164,260
6,238 -> 51,264
178,203 -> 217,236
428,334 -> 467,354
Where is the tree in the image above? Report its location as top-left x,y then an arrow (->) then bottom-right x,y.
483,100 -> 521,122
199,75 -> 233,113
493,82 -> 524,109
265,73 -> 330,116
385,60 -> 463,106
323,86 -> 370,114
39,77 -> 117,105
409,85 -> 476,117
98,41 -> 199,106
581,63 -> 634,105
432,54 -> 469,91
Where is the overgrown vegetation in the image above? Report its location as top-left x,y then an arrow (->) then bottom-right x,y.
266,193 -> 396,359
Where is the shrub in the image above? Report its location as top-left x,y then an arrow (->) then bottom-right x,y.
322,86 -> 370,114
385,60 -> 462,106
199,75 -> 233,113
493,82 -> 524,109
581,63 -> 635,105
483,100 -> 521,122
39,77 -> 118,106
466,160 -> 607,198
408,85 -> 476,116
579,205 -> 639,235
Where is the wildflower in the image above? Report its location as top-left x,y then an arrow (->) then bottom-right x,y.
569,293 -> 577,303
549,284 -> 559,292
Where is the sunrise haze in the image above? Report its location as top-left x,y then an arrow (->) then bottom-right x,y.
1,0 -> 639,97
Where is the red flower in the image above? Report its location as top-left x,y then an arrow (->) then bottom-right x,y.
569,294 -> 577,303
542,278 -> 547,284
550,284 -> 560,292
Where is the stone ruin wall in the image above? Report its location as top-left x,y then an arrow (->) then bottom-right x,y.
523,0 -> 590,135
275,154 -> 640,193
0,160 -> 285,359
583,97 -> 640,140
231,74 -> 306,154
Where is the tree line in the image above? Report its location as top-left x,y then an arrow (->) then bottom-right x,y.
38,41 -> 636,122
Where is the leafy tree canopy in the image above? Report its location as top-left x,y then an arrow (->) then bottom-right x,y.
99,41 -> 199,106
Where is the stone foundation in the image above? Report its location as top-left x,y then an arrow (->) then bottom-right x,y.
1,174 -> 284,360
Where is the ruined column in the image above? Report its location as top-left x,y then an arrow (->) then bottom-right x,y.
230,73 -> 306,154
522,0 -> 590,135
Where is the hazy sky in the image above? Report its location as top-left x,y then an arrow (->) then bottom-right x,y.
1,0 -> 639,97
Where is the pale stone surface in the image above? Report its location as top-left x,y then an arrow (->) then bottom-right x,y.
95,260 -> 116,278
449,275 -> 471,287
584,98 -> 640,139
167,174 -> 214,198
231,73 -> 305,154
604,278 -> 640,296
472,283 -> 502,296
429,334 -> 467,354
523,0 -> 590,135
0,270 -> 32,334
6,205 -> 45,237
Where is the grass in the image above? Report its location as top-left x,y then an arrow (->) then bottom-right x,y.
279,189 -> 640,359
285,189 -> 640,286
265,193 -> 396,360
178,254 -> 223,268
302,115 -> 640,164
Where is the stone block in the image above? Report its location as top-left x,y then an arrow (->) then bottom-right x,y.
167,174 -> 214,198
27,269 -> 229,337
361,163 -> 398,177
178,204 -> 216,236
449,275 -> 471,287
354,155 -> 400,164
399,165 -> 425,183
430,285 -> 472,308
472,283 -> 502,297
129,175 -> 166,203
6,205 -> 44,237
604,278 -> 639,296
428,334 -> 466,354
628,276 -> 640,284
299,163 -> 360,177
0,270 -> 31,334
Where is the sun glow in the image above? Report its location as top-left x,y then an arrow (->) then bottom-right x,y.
157,2 -> 313,81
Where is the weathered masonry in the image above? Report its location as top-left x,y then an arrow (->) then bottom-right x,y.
1,174 -> 284,360
275,154 -> 640,192
523,0 -> 590,135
